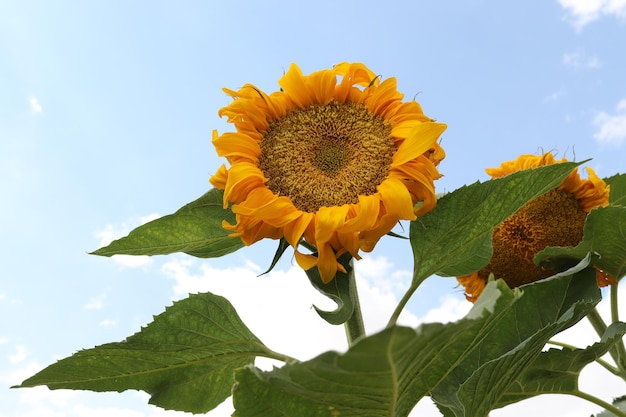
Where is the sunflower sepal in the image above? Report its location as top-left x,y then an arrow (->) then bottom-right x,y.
258,237 -> 291,276
90,188 -> 245,259
304,253 -> 357,326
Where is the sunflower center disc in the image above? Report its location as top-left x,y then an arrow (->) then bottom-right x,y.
480,188 -> 587,287
259,101 -> 395,213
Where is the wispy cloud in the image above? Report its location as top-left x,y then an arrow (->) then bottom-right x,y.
9,345 -> 28,364
99,319 -> 117,327
83,293 -> 107,310
29,97 -> 42,113
545,89 -> 567,102
562,50 -> 602,69
593,98 -> 626,147
558,0 -> 626,30
94,213 -> 160,268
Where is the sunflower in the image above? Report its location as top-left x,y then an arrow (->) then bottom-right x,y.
457,153 -> 611,302
210,63 -> 447,283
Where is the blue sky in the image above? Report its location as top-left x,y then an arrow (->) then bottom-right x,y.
1,1 -> 626,416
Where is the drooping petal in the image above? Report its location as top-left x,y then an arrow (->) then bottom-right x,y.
392,122 -> 447,167
278,63 -> 315,109
212,131 -> 261,162
377,178 -> 416,221
209,163 -> 228,190
283,212 -> 315,247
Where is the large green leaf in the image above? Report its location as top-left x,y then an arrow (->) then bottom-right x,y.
232,270 -> 600,417
430,268 -> 600,417
536,205 -> 626,279
605,173 -> 626,206
410,161 -> 582,285
496,322 -> 626,409
15,292 -> 276,414
91,188 -> 244,258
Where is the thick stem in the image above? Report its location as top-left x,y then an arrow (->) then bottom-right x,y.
344,263 -> 366,346
387,286 -> 415,328
612,284 -> 620,324
610,284 -> 626,376
572,390 -> 626,417
587,308 -> 626,380
587,308 -> 608,338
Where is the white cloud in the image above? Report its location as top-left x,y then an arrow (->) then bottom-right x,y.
99,319 -> 117,327
545,89 -> 566,102
29,97 -> 42,113
562,50 -> 602,69
162,256 -> 626,416
9,345 -> 28,364
8,257 -> 623,417
163,257 -> 348,361
593,98 -> 626,146
95,213 -> 160,268
417,295 -> 472,324
83,293 -> 106,310
558,0 -> 626,30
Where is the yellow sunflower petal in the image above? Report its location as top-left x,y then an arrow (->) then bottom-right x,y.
457,273 -> 486,302
294,250 -> 318,270
392,122 -> 447,167
316,242 -> 339,284
315,205 -> 351,246
212,131 -> 261,162
222,162 -> 267,205
278,63 -> 315,109
341,195 -> 381,233
283,212 -> 315,247
377,178 -> 416,220
209,163 -> 228,190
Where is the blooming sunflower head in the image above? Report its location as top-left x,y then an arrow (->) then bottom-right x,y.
457,153 -> 611,302
210,62 -> 447,283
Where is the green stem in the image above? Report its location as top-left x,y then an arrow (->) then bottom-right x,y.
587,307 -> 609,338
612,284 -> 620,324
610,284 -> 626,376
387,284 -> 416,328
547,340 -> 622,376
261,348 -> 299,364
587,308 -> 626,380
344,262 -> 366,346
572,390 -> 626,417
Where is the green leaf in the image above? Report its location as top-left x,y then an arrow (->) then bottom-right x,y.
430,268 -> 600,417
15,292 -> 275,414
536,205 -> 626,279
606,173 -> 626,206
496,322 -> 626,409
232,270 -> 600,417
410,161 -> 582,286
91,188 -> 244,259
304,253 -> 355,325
